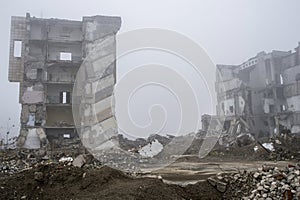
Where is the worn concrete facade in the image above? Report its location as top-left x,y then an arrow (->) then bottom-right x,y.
8,13 -> 121,149
213,42 -> 300,139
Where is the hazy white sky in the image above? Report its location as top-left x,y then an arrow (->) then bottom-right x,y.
1,0 -> 300,139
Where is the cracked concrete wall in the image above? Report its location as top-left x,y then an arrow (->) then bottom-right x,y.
79,16 -> 121,149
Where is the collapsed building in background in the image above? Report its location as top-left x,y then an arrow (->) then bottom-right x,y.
203,43 -> 300,141
8,13 -> 121,149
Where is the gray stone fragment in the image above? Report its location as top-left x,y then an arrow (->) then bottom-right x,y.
72,154 -> 86,168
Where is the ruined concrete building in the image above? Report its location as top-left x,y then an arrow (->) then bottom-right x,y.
210,43 -> 300,139
8,13 -> 121,148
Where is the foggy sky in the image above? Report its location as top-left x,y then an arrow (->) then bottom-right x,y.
1,0 -> 300,139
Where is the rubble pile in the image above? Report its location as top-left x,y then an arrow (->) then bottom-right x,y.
0,150 -> 101,177
269,135 -> 300,161
208,163 -> 300,199
0,150 -> 40,177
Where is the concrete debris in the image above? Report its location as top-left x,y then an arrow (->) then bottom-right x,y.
138,139 -> 164,158
72,154 -> 87,168
207,176 -> 227,193
262,143 -> 275,152
236,133 -> 255,147
209,163 -> 300,199
59,157 -> 73,163
0,150 -> 101,177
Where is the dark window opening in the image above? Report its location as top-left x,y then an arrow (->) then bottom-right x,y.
37,69 -> 43,81
269,105 -> 275,113
229,106 -> 234,113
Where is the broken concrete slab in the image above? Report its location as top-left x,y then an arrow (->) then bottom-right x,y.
72,154 -> 87,168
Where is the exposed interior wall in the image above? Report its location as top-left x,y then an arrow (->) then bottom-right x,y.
48,43 -> 82,61
48,21 -> 82,41
47,66 -> 78,83
46,107 -> 74,127
46,128 -> 77,140
46,84 -> 73,104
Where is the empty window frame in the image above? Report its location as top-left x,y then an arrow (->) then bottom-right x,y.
13,41 -> 22,57
60,52 -> 72,61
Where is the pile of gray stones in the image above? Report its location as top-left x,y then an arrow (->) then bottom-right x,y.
0,151 -> 101,177
208,163 -> 300,200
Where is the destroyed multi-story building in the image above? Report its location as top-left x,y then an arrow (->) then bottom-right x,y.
212,42 -> 300,139
8,13 -> 121,148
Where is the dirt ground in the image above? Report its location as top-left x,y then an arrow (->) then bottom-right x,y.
0,163 -> 222,200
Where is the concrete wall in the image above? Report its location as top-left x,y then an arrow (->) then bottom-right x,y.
21,83 -> 44,104
219,96 -> 245,116
77,16 -> 121,149
48,20 -> 82,42
216,65 -> 236,82
287,95 -> 300,112
46,84 -> 73,104
46,107 -> 73,126
284,82 -> 300,98
8,16 -> 27,82
263,98 -> 275,113
22,128 -> 40,149
47,66 -> 77,83
48,43 -> 82,61
219,78 -> 242,93
283,65 -> 300,85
